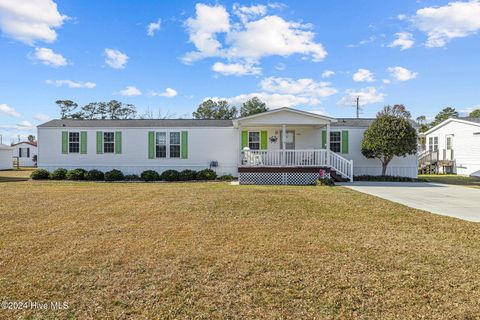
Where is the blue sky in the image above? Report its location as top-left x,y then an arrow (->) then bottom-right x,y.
0,0 -> 480,143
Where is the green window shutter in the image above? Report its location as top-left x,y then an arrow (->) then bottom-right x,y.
241,130 -> 248,149
341,130 -> 349,154
61,131 -> 68,154
181,131 -> 188,159
80,131 -> 87,154
321,130 -> 327,149
96,131 -> 103,154
115,131 -> 122,154
260,131 -> 268,150
148,131 -> 155,159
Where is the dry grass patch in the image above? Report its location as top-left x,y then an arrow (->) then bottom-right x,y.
1,181 -> 479,319
0,168 -> 32,182
419,174 -> 480,188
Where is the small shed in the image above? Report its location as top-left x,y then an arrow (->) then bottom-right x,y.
0,144 -> 13,170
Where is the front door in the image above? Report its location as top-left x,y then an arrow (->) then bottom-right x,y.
281,131 -> 295,149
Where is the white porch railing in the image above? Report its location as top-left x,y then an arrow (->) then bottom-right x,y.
240,149 -> 353,181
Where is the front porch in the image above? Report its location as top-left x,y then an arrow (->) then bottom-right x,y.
233,108 -> 354,184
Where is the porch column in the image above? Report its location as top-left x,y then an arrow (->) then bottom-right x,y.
326,123 -> 330,167
282,124 -> 286,166
238,125 -> 242,166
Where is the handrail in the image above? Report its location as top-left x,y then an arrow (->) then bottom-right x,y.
240,149 -> 354,181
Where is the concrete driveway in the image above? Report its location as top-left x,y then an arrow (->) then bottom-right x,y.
341,182 -> 480,222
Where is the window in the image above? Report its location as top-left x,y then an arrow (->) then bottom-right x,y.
169,132 -> 181,158
104,132 -> 115,153
18,147 -> 29,158
156,132 -> 167,158
248,131 -> 260,150
446,136 -> 453,150
330,131 -> 341,153
69,132 -> 80,153
155,131 -> 181,158
428,137 -> 438,152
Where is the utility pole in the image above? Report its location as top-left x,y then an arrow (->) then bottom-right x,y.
355,96 -> 361,118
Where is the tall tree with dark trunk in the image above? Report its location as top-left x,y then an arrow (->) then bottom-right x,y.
361,105 -> 417,176
430,107 -> 458,127
192,100 -> 238,119
240,97 -> 268,117
56,100 -> 79,119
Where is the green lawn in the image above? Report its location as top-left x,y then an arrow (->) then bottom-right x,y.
419,174 -> 480,188
1,181 -> 479,319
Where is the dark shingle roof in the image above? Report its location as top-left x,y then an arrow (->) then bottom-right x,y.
332,118 -> 375,127
38,119 -> 234,128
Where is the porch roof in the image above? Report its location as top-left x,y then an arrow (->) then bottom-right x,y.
233,107 -> 337,128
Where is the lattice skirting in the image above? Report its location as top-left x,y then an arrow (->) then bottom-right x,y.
239,172 -> 326,185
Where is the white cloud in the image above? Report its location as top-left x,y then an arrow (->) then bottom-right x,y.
388,32 -> 414,50
383,79 -> 391,84
397,14 -> 407,21
147,18 -> 161,36
0,0 -> 67,45
232,4 -> 267,23
149,88 -> 178,98
0,120 -> 35,131
104,48 -> 128,69
321,70 -> 335,78
413,0 -> 480,48
226,15 -> 327,62
260,77 -> 337,98
33,113 -> 52,122
183,4 -> 327,66
206,76 -> 338,109
337,87 -> 385,106
0,103 -> 20,117
387,66 -> 418,81
46,79 -> 96,89
119,86 -> 141,96
212,62 -> 261,76
207,92 -> 316,109
352,68 -> 375,82
183,4 -> 230,63
275,63 -> 285,71
33,47 -> 67,67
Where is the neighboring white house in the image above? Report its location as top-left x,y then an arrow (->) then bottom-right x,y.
37,108 -> 418,184
11,141 -> 38,167
0,144 -> 13,170
421,117 -> 480,177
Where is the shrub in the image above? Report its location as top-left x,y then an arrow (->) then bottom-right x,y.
30,169 -> 50,180
125,174 -> 141,181
353,175 -> 425,182
104,169 -> 124,181
316,177 -> 335,186
179,169 -> 197,181
218,174 -> 235,181
50,168 -> 67,180
86,169 -> 104,181
66,168 -> 87,181
161,169 -> 180,182
140,170 -> 160,182
196,169 -> 217,180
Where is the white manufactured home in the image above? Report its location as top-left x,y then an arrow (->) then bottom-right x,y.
37,108 -> 418,184
11,141 -> 38,167
420,117 -> 480,177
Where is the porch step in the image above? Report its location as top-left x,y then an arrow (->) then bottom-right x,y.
329,169 -> 349,182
